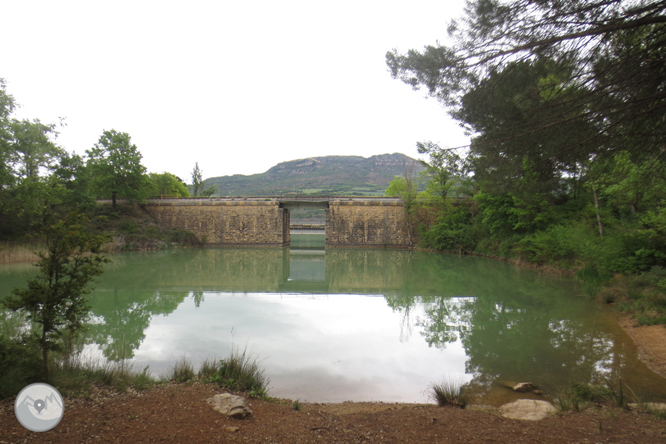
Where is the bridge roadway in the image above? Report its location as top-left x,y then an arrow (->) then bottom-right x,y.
128,197 -> 413,248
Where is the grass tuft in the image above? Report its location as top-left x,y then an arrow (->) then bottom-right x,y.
170,356 -> 196,382
207,346 -> 270,397
430,379 -> 468,409
51,354 -> 156,397
198,357 -> 218,380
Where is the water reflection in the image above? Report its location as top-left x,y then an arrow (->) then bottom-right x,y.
1,236 -> 665,404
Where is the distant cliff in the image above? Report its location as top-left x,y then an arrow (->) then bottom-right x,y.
204,153 -> 423,196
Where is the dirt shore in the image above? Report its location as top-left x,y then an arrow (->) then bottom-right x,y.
619,316 -> 666,379
2,382 -> 666,444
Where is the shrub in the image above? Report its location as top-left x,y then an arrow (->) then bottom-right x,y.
0,335 -> 42,399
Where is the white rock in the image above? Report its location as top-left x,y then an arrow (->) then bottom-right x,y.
513,382 -> 536,392
628,402 -> 666,412
499,399 -> 557,421
206,393 -> 253,419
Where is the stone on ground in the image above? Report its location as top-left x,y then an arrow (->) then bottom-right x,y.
513,382 -> 535,392
206,393 -> 253,419
499,399 -> 557,421
628,402 -> 666,412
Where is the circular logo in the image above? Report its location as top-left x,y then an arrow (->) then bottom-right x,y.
14,383 -> 65,432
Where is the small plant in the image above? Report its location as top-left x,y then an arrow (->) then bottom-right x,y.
645,404 -> 666,420
214,345 -> 269,396
50,353 -> 157,397
198,357 -> 218,380
555,387 -> 583,412
430,379 -> 468,409
293,399 -> 301,411
170,356 -> 196,382
605,377 -> 629,409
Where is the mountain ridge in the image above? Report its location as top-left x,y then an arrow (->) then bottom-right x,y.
204,153 -> 423,196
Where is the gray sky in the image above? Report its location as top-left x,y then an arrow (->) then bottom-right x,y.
2,0 -> 468,181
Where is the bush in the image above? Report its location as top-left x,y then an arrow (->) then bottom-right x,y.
0,336 -> 42,399
419,207 -> 477,252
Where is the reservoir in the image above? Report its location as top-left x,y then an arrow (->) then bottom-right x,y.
2,233 -> 666,405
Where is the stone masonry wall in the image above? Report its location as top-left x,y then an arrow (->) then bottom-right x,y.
325,200 -> 411,247
142,200 -> 289,246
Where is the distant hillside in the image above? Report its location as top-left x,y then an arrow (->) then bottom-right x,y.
204,153 -> 424,196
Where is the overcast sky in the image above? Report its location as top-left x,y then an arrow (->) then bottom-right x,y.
2,1 -> 468,182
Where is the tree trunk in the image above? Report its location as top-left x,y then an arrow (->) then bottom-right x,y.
42,328 -> 49,377
592,184 -> 605,237
112,191 -> 117,210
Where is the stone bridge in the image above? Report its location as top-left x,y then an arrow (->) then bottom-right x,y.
136,197 -> 412,248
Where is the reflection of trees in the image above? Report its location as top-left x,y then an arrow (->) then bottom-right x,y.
382,251 -> 636,393
418,298 -> 469,348
192,291 -> 204,308
85,288 -> 187,361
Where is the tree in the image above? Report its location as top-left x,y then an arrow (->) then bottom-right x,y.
191,162 -> 218,197
386,0 -> 666,163
147,172 -> 190,198
416,141 -> 467,205
3,212 -> 109,376
86,130 -> 147,209
9,119 -> 63,179
385,162 -> 420,245
0,79 -> 17,191
191,162 -> 203,197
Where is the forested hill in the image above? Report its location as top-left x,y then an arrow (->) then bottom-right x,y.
204,153 -> 423,196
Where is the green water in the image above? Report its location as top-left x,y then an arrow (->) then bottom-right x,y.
2,235 -> 666,404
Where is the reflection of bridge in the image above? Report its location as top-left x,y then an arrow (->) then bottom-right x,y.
136,197 -> 412,248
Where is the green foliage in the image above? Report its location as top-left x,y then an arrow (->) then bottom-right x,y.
200,183 -> 218,197
420,206 -> 476,252
147,172 -> 190,198
191,162 -> 203,196
2,212 -> 110,376
86,129 -> 147,209
385,176 -> 412,198
0,335 -> 42,398
416,141 -> 467,204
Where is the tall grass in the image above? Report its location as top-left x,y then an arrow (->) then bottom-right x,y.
0,242 -> 42,264
204,346 -> 270,398
169,355 -> 196,382
430,379 -> 469,408
51,353 -> 156,397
